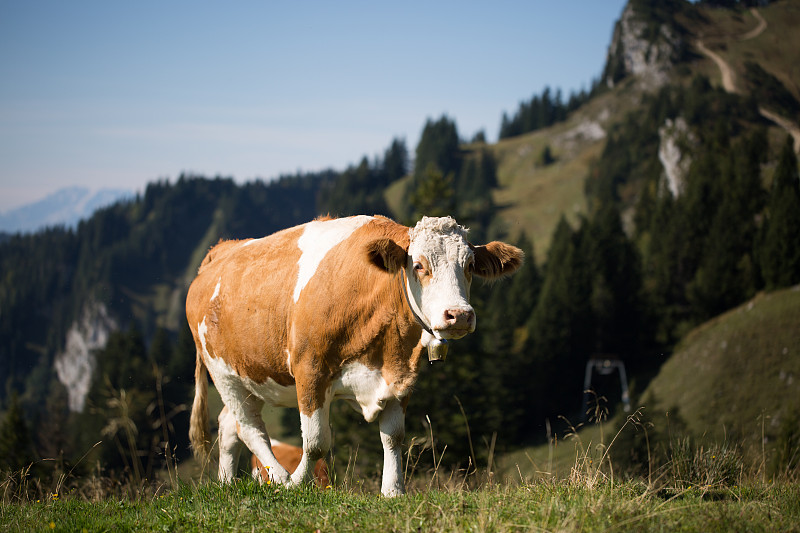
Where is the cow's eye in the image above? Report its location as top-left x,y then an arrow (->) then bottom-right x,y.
413,262 -> 425,272
466,260 -> 475,273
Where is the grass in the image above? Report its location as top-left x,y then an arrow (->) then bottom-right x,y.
3,474 -> 799,532
4,392 -> 799,532
642,286 -> 800,466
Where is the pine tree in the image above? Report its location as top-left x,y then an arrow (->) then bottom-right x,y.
688,133 -> 765,318
522,217 -> 593,429
383,138 -> 408,184
482,231 -> 539,355
585,202 -> 643,359
409,163 -> 455,219
0,392 -> 35,473
759,135 -> 800,288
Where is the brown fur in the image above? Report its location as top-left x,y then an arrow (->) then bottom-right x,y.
472,241 -> 524,279
251,445 -> 330,488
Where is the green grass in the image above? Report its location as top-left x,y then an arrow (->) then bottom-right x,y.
3,477 -> 799,532
642,286 -> 800,465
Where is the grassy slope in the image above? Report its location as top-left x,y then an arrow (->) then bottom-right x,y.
501,286 -> 800,480
642,286 -> 800,457
5,479 -> 799,532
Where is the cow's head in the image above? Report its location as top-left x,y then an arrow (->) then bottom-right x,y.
366,216 -> 523,341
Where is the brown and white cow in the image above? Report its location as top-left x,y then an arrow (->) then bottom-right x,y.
187,215 -> 522,496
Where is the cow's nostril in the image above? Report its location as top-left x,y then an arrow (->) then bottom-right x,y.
443,309 -> 474,328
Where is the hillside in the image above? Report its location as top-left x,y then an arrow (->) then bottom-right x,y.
499,285 -> 800,480
640,284 -> 800,460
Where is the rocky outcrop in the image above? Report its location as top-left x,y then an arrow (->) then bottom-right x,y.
658,117 -> 695,198
54,302 -> 117,412
604,2 -> 684,89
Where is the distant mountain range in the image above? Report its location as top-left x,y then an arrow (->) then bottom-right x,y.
0,186 -> 133,234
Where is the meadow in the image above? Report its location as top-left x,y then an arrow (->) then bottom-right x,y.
4,410 -> 800,533
3,470 -> 799,532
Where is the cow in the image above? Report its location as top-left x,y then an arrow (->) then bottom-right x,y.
216,405 -> 330,487
187,215 -> 522,496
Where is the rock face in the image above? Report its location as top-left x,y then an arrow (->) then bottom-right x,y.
658,117 -> 695,198
54,302 -> 117,412
604,2 -> 683,89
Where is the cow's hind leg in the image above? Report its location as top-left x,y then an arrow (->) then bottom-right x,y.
218,383 -> 291,485
217,407 -> 242,482
379,399 -> 406,496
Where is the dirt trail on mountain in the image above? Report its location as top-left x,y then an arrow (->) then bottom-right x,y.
740,8 -> 767,41
696,8 -> 800,152
760,108 -> 800,152
696,39 -> 738,93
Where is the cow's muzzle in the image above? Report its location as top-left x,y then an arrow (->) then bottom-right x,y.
434,308 -> 475,340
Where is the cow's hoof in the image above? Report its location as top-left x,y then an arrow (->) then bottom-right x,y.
381,486 -> 406,497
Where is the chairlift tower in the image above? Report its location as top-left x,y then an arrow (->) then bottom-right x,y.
582,355 -> 631,420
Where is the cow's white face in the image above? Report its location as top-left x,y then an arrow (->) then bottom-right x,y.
365,215 -> 524,342
406,217 -> 476,340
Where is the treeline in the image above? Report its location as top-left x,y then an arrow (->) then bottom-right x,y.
403,116 -> 499,240
0,174 -> 326,403
499,86 -> 596,140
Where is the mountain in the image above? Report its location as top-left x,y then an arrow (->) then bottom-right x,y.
0,186 -> 133,235
1,0 -> 799,475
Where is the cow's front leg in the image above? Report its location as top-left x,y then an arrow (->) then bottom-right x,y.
379,399 -> 406,496
291,382 -> 332,487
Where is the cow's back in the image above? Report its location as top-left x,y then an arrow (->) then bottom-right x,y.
186,224 -> 306,386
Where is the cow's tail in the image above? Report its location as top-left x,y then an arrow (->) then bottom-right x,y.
189,348 -> 212,461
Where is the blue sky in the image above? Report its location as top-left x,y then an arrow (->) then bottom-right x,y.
0,1 -> 627,212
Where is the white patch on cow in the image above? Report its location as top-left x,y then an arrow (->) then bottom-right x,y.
293,215 -> 373,302
198,317 -> 210,359
285,349 -> 293,376
241,237 -> 264,247
211,277 -> 221,302
332,362 -> 398,423
407,216 -> 474,337
202,344 -> 299,408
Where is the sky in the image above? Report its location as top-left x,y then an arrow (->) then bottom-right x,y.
0,0 -> 628,213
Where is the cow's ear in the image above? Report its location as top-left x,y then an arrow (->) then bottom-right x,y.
365,238 -> 408,273
471,241 -> 524,279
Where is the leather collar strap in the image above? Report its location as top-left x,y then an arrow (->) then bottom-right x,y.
400,268 -> 436,338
